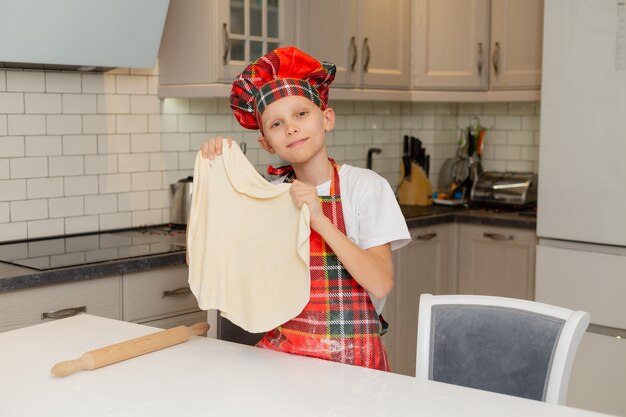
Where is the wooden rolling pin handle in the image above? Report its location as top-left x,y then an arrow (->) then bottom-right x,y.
51,322 -> 209,377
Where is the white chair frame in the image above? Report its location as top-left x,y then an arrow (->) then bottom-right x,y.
416,293 -> 590,405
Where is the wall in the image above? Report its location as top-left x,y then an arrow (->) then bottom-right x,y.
0,66 -> 540,242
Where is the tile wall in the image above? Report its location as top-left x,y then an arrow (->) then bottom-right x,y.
0,66 -> 540,242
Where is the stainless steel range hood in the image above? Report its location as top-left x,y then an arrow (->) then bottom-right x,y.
0,0 -> 170,71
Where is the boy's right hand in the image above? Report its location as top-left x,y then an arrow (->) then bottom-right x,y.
200,135 -> 234,159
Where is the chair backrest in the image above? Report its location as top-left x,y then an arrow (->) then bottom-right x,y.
416,293 -> 590,405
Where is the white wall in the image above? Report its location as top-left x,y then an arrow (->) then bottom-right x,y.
0,66 -> 540,242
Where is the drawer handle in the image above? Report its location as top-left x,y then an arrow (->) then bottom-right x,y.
41,306 -> 86,320
416,232 -> 437,241
163,287 -> 192,298
484,232 -> 513,241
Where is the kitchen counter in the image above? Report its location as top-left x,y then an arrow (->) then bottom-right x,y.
0,207 -> 535,293
0,314 -> 608,417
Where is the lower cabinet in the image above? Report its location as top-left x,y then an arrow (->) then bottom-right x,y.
384,222 -> 536,377
0,275 -> 123,333
384,223 -> 457,376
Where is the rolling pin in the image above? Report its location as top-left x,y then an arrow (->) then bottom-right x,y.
50,322 -> 209,377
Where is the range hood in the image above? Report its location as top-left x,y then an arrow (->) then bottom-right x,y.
0,0 -> 170,71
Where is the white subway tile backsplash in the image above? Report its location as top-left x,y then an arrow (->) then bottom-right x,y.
494,116 -> 522,130
0,179 -> 26,201
99,212 -> 131,230
507,161 -> 535,172
131,172 -> 161,191
0,159 -> 8,179
7,71 -> 45,92
522,115 -> 540,131
24,93 -> 61,114
98,95 -> 130,114
64,175 -> 98,196
8,115 -> 46,135
117,115 -> 147,133
521,146 -> 539,161
99,173 -> 131,193
494,145 -> 521,160
10,157 -> 47,178
49,156 -> 83,176
25,136 -> 62,156
85,155 -> 117,174
0,222 -> 27,241
116,75 -> 147,95
85,194 -> 117,214
63,94 -> 97,114
0,70 -> 5,91
27,218 -> 64,238
0,92 -> 24,113
131,209 -> 161,227
130,95 -> 160,114
27,177 -> 63,199
162,133 -> 190,151
47,115 -> 82,135
179,115 -> 205,132
482,103 -> 508,115
150,114 -> 175,132
83,114 -> 116,134
178,152 -> 197,170
0,137 -> 25,157
508,131 -> 534,146
10,199 -> 47,221
149,152 -> 178,171
82,74 -> 116,94
149,190 -> 169,209
131,133 -> 160,153
118,153 -> 149,172
205,115 -> 232,132
345,115 -> 365,130
117,191 -> 149,211
63,135 -> 97,155
162,98 -> 190,114
191,99 -> 217,114
65,215 -> 99,234
49,196 -> 83,218
0,115 -> 6,135
46,73 -> 81,93
98,135 -> 130,154
147,75 -> 158,95
0,202 -> 8,222
508,102 -> 537,115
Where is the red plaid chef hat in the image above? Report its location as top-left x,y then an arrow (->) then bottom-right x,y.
229,46 -> 336,131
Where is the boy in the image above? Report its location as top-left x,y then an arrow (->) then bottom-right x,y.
201,47 -> 410,370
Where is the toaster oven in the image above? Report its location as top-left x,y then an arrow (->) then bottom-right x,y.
470,171 -> 538,208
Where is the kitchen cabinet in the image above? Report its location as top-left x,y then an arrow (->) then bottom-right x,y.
457,224 -> 536,300
298,0 -> 411,90
384,223 -> 457,377
0,276 -> 122,333
158,0 -> 297,97
412,0 -> 543,91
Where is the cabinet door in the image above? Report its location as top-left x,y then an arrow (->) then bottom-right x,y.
384,223 -> 456,377
489,0 -> 544,89
413,0 -> 490,90
358,0 -> 411,89
457,224 -> 536,300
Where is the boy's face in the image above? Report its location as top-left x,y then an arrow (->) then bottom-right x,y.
258,95 -> 335,165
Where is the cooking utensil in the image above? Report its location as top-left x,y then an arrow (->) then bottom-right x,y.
50,322 -> 209,377
438,158 -> 456,191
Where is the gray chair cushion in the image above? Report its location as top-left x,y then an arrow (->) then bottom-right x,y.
429,305 -> 565,401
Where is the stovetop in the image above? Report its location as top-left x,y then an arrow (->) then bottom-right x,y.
0,225 -> 186,271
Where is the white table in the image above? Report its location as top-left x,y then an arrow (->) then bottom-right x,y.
0,315 -> 611,417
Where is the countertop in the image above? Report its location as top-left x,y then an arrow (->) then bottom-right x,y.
0,314 -> 608,417
0,206 -> 535,293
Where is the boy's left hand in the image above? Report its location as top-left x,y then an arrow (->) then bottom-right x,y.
289,180 -> 326,229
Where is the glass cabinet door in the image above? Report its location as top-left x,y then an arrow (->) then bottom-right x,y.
226,0 -> 284,64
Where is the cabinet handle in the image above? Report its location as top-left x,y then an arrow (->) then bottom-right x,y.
222,23 -> 230,65
163,287 -> 192,297
492,41 -> 500,76
41,306 -> 86,321
362,37 -> 371,72
416,232 -> 437,241
477,42 -> 484,75
349,36 -> 358,72
483,232 -> 513,241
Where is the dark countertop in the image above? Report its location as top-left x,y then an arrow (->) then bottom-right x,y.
0,206 -> 535,294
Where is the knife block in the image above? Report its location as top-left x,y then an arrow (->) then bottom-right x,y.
398,164 -> 433,206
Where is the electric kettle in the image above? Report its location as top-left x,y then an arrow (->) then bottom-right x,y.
170,176 -> 193,225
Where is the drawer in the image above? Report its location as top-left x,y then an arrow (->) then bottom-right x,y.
123,265 -> 199,322
536,244 -> 626,329
0,276 -> 122,333
139,310 -> 218,339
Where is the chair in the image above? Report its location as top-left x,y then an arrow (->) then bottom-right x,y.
415,293 -> 590,405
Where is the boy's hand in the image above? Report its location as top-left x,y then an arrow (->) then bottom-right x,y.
200,135 -> 234,159
289,180 -> 326,230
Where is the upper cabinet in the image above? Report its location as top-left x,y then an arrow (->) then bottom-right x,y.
158,0 -> 297,97
412,0 -> 544,91
298,0 -> 411,90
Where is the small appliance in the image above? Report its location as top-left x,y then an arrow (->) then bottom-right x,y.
470,171 -> 538,208
170,176 -> 193,225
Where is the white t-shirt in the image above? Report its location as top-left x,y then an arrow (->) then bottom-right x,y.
274,164 -> 412,313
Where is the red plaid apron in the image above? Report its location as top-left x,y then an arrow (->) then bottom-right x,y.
257,160 -> 389,371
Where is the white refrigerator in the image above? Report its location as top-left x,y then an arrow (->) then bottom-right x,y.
535,0 -> 626,416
